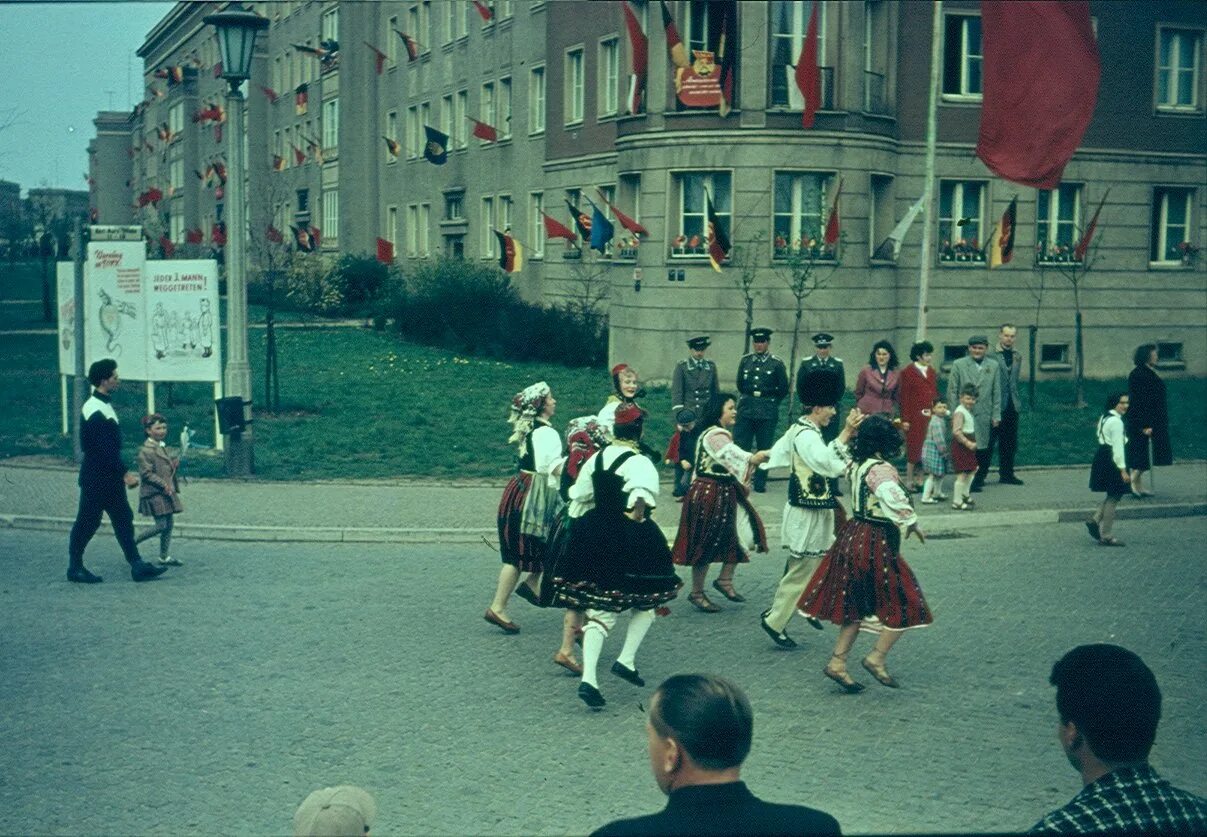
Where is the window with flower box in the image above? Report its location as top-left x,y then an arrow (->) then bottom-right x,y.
1036,184 -> 1082,264
1150,187 -> 1196,264
672,172 -> 731,259
773,172 -> 835,260
1157,28 -> 1202,112
942,13 -> 982,100
616,174 -> 642,260
938,180 -> 986,262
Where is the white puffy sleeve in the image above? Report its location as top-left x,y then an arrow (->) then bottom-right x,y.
865,462 -> 918,529
530,425 -> 566,487
567,450 -> 600,518
701,427 -> 756,482
799,430 -> 850,478
619,452 -> 660,510
596,399 -> 620,435
762,426 -> 796,470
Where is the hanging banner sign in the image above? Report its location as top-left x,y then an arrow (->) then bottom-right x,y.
56,262 -> 78,377
676,50 -> 723,108
85,241 -> 149,380
144,260 -> 221,382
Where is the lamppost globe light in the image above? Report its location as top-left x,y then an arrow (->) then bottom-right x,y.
204,4 -> 269,87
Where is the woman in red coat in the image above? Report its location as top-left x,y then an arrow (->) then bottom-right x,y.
898,340 -> 938,492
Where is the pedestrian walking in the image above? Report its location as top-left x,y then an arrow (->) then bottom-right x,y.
734,328 -> 789,493
1125,343 -> 1172,497
919,399 -> 951,504
672,393 -> 770,611
798,416 -> 932,693
1086,393 -> 1131,547
133,413 -> 184,566
950,384 -> 980,511
66,359 -> 169,584
899,340 -> 938,492
487,381 -> 565,634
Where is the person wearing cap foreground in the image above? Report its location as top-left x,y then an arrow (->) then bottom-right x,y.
734,328 -> 789,493
1030,644 -> 1207,834
293,785 -> 376,836
591,674 -> 841,836
671,393 -> 770,612
758,369 -> 864,649
944,335 -> 1001,493
550,404 -> 679,710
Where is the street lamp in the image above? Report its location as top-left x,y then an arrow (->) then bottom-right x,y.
205,4 -> 268,476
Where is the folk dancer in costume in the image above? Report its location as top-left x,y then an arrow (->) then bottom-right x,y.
487,382 -> 565,635
797,332 -> 846,494
758,370 -> 864,649
539,415 -> 612,675
798,416 -> 932,693
550,405 -> 680,710
598,363 -> 642,435
734,327 -> 789,493
671,336 -> 718,496
671,393 -> 770,612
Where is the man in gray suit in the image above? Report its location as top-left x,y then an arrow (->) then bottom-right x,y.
985,324 -> 1024,485
946,335 -> 1001,493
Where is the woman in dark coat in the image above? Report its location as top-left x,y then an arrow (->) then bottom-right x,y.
1125,343 -> 1172,497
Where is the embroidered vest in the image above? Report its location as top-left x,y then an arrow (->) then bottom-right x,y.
787,421 -> 837,509
851,458 -> 892,523
693,427 -> 735,482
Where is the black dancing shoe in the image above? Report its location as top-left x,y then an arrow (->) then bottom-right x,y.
806,616 -> 825,631
67,566 -> 103,584
760,610 -> 797,648
578,682 -> 606,709
131,560 -> 168,582
611,661 -> 645,687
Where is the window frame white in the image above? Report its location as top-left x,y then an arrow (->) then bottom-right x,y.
564,46 -> 585,126
771,171 -> 836,260
529,190 -> 545,258
1150,187 -> 1195,264
598,36 -> 620,117
481,196 -> 496,258
769,0 -> 828,109
529,64 -> 546,134
942,12 -> 983,101
1156,27 -> 1203,112
938,180 -> 987,263
671,170 -> 733,259
1036,184 -> 1083,263
322,97 -> 339,150
322,188 -> 339,245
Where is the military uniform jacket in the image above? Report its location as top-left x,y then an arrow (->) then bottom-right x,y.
945,356 -> 1001,448
736,352 -> 789,420
671,357 -> 718,417
797,354 -> 847,402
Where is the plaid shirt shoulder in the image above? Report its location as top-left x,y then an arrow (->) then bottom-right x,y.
1031,765 -> 1207,834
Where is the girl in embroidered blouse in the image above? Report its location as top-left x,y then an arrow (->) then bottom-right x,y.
670,393 -> 770,612
487,382 -> 565,635
853,340 -> 901,418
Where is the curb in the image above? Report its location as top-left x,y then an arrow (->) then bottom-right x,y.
3,503 -> 1202,544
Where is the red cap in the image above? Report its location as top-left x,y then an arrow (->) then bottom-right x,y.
611,363 -> 631,377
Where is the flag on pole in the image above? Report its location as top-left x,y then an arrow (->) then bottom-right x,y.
1073,189 -> 1108,262
159,236 -> 175,258
295,83 -> 309,115
494,229 -> 523,272
211,222 -> 227,246
364,41 -> 387,75
585,198 -> 615,253
621,1 -> 648,115
542,211 -> 578,243
186,228 -> 204,245
872,193 -> 927,261
795,2 -> 821,129
423,126 -> 449,165
469,117 -> 499,142
292,225 -> 315,252
988,196 -> 1018,267
976,1 -> 1100,189
567,200 -> 592,241
266,225 -> 284,244
472,0 -> 494,22
376,237 -> 395,264
597,189 -> 648,237
260,85 -> 279,102
661,1 -> 690,73
383,135 -> 402,158
823,178 -> 843,246
705,191 -> 730,272
272,154 -> 285,171
292,144 -> 307,166
392,29 -> 420,62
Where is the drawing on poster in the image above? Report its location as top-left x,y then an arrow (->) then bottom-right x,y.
97,288 -> 138,354
152,298 -> 214,359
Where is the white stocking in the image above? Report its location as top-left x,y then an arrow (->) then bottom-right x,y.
921,475 -> 935,501
616,609 -> 655,670
581,610 -> 617,688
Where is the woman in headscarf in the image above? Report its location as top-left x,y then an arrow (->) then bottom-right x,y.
486,381 -> 564,634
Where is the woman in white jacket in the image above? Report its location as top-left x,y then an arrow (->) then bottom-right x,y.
1086,393 -> 1131,547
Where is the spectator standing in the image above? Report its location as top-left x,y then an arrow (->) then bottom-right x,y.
1030,644 -> 1207,834
1125,343 -> 1173,497
734,328 -> 789,493
853,340 -> 901,418
945,335 -> 1001,493
1086,393 -> 1131,547
898,341 -> 939,492
591,674 -> 842,836
985,324 -> 1025,485
919,399 -> 951,504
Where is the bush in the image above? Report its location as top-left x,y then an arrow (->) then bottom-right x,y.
382,258 -> 607,367
259,253 -> 399,318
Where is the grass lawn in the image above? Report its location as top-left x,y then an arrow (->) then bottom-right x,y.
2,322 -> 1203,481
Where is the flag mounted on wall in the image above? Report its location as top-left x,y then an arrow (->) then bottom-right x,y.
494,229 -> 523,272
705,191 -> 730,271
542,212 -> 578,243
795,1 -> 821,129
585,198 -> 615,253
621,1 -> 648,115
469,117 -> 498,142
423,126 -> 448,165
383,135 -> 402,158
824,178 -> 843,247
988,196 -> 1018,268
472,1 -> 494,23
566,200 -> 592,241
364,41 -> 387,75
392,29 -> 420,62
376,237 -> 395,264
1073,189 -> 1108,262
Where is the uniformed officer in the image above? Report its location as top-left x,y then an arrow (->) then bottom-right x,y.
734,327 -> 789,492
796,333 -> 846,443
671,336 -> 719,420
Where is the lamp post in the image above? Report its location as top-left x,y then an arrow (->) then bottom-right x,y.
205,4 -> 268,476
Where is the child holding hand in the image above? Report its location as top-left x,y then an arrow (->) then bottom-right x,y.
134,413 -> 184,565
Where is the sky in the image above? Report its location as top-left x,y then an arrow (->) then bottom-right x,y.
0,1 -> 177,193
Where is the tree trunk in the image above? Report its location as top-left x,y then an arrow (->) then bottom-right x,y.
1072,280 -> 1085,408
1027,325 -> 1037,411
743,295 -> 753,354
789,300 -> 804,383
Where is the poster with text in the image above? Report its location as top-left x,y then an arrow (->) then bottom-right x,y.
144,260 -> 221,382
85,241 -> 149,380
56,262 -> 78,377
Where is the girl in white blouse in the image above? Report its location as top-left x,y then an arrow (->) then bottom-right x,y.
1086,393 -> 1131,547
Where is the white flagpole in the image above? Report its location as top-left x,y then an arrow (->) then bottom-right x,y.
915,0 -> 943,342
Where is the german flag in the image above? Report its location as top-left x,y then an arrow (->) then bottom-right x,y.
383,135 -> 402,158
494,229 -> 523,273
705,191 -> 730,272
988,196 -> 1017,268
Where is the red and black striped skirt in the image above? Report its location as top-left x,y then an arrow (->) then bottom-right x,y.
671,476 -> 768,567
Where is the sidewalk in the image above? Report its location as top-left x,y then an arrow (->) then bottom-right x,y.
2,458 -> 1203,545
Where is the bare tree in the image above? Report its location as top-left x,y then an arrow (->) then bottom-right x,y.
727,231 -> 764,354
1039,231 -> 1104,409
771,244 -> 840,378
1020,267 -> 1047,410
247,178 -> 297,413
562,251 -> 610,335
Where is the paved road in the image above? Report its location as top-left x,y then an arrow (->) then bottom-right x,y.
2,519 -> 1204,835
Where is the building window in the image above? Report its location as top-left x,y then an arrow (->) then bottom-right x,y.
941,344 -> 966,371
296,188 -> 310,223
1150,187 -> 1195,263
445,192 -> 463,220
498,76 -> 512,138
1040,343 -> 1070,369
616,173 -> 642,256
406,4 -> 430,53
455,89 -> 468,148
770,0 -> 828,109
942,14 -> 982,99
1036,184 -> 1082,263
499,194 -> 513,233
482,196 -> 495,257
480,82 -> 495,141
529,191 -> 545,257
449,0 -> 467,40
322,189 -> 339,245
686,0 -> 716,54
673,172 -> 731,258
387,15 -> 399,66
1156,341 -> 1184,368
1157,28 -> 1202,111
168,102 -> 184,136
406,204 -> 418,257
170,213 -> 185,244
863,0 -> 890,113
406,105 -> 420,157
441,94 -> 453,136
419,203 -> 431,257
169,158 -> 184,191
446,234 -> 465,259
322,98 -> 339,150
420,101 -> 431,141
529,65 -> 546,134
499,0 -> 513,18
386,110 -> 398,163
565,47 -> 584,125
387,205 -> 398,249
321,7 -> 339,43
599,37 -> 620,116
938,180 -> 986,262
869,174 -> 894,259
773,172 -> 835,260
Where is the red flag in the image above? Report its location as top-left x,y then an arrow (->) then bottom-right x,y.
214,124 -> 223,143
470,117 -> 498,142
292,144 -> 306,165
393,30 -> 420,62
213,61 -> 223,78
376,237 -> 395,264
542,212 -> 578,243
824,178 -> 843,246
266,225 -> 284,244
715,0 -> 736,117
597,190 -> 648,237
292,42 -> 330,59
364,41 -> 387,75
706,192 -> 730,272
472,0 -> 493,22
211,222 -> 226,246
310,226 -> 322,249
976,1 -> 1100,189
186,228 -> 204,245
159,237 -> 175,258
795,2 -> 821,129
260,85 -> 279,102
621,1 -> 648,114
1073,189 -> 1108,261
